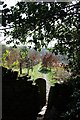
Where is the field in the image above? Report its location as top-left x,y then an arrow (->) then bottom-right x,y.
13,63 -> 70,85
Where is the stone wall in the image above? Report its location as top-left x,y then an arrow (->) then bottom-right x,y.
2,67 -> 41,120
44,83 -> 73,120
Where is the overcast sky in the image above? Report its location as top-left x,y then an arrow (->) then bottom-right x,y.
2,0 -> 22,7
1,0 -> 77,6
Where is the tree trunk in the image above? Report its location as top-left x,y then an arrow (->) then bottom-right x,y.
20,62 -> 22,74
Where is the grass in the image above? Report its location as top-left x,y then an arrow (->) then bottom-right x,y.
13,63 -> 44,81
13,64 -> 69,85
38,67 -> 57,85
14,65 -> 57,85
29,63 -> 44,81
47,69 -> 57,85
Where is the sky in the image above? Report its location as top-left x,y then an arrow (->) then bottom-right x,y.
2,0 -> 22,8
0,0 -> 77,7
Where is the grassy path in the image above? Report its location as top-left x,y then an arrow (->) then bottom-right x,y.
37,74 -> 51,120
43,74 -> 51,102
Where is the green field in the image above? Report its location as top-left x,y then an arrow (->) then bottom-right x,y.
13,63 -> 57,85
13,63 -> 70,85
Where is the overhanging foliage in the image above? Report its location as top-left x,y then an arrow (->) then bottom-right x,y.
2,1 -> 80,73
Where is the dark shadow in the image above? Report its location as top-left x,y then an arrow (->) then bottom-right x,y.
2,66 -> 41,120
44,82 -> 73,120
38,67 -> 51,74
35,78 -> 46,108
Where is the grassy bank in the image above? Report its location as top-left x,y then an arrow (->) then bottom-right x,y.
13,64 -> 63,85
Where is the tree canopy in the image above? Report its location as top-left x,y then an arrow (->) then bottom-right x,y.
2,1 -> 80,74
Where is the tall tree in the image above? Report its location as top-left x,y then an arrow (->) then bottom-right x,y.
2,48 -> 20,68
42,52 -> 59,69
